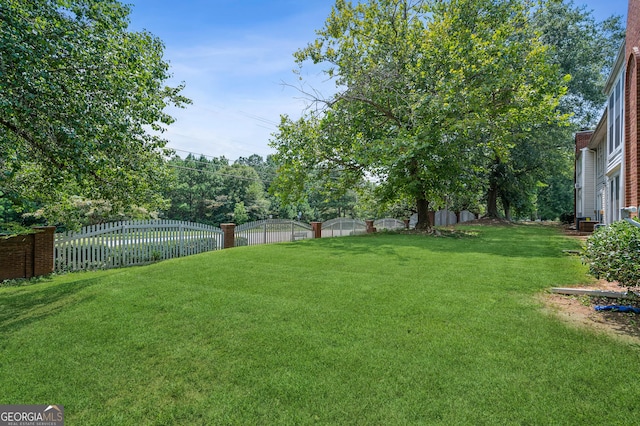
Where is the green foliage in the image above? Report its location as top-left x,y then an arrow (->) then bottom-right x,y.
162,155 -> 270,225
488,0 -> 626,220
536,163 -> 575,221
583,221 -> 640,289
271,0 -> 568,229
533,0 -> 625,127
218,164 -> 270,222
164,154 -> 227,225
0,0 -> 189,223
0,222 -> 35,237
26,196 -> 157,231
0,188 -> 44,227
233,202 -> 249,225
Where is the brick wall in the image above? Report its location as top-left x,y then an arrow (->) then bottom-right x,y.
0,227 -> 55,281
626,2 -> 640,211
574,131 -> 592,157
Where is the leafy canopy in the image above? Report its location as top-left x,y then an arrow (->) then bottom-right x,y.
271,0 -> 568,228
0,0 -> 190,226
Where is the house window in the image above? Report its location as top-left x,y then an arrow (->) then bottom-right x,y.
615,79 -> 622,150
596,189 -> 604,223
597,146 -> 604,177
610,174 -> 621,221
608,75 -> 624,156
609,94 -> 615,154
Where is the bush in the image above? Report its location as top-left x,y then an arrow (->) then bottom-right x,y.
583,220 -> 640,288
559,212 -> 574,224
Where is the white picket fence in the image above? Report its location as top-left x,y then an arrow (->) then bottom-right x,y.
320,217 -> 405,237
54,217 -> 408,272
321,218 -> 367,237
55,220 -> 223,272
235,219 -> 313,246
374,218 -> 406,230
234,218 -> 406,247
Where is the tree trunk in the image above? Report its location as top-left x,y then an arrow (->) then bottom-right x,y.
486,156 -> 501,218
486,183 -> 499,218
503,199 -> 512,221
415,197 -> 431,230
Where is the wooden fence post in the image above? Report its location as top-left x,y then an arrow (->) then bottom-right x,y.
220,223 -> 236,249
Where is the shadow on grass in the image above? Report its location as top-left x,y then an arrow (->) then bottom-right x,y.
0,277 -> 102,334
289,224 -> 580,259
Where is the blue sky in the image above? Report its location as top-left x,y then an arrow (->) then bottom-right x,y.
127,0 -> 629,161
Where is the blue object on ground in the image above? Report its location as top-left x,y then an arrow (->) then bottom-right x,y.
594,305 -> 640,313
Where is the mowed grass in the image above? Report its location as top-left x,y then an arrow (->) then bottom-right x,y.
1,225 -> 639,424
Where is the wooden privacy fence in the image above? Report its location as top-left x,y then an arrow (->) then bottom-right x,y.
55,220 -> 223,272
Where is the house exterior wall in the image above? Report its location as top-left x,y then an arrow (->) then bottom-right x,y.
573,1 -> 640,225
595,140 -> 607,223
604,44 -> 626,223
625,1 -> 640,213
574,131 -> 594,221
584,149 -> 596,218
575,148 -> 596,219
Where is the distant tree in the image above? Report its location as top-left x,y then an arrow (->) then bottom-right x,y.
533,0 -> 625,128
481,0 -> 624,219
524,0 -> 625,221
536,152 -> 575,220
164,155 -> 227,225
271,0 -> 567,229
215,164 -> 270,224
0,0 -> 190,227
233,201 -> 249,225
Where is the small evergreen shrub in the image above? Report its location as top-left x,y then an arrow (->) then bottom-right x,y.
559,212 -> 574,224
583,220 -> 640,288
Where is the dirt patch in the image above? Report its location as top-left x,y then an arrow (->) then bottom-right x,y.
541,280 -> 640,344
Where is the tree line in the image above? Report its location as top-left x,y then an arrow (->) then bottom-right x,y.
0,0 -> 624,232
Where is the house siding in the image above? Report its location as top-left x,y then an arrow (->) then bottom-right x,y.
574,131 -> 594,220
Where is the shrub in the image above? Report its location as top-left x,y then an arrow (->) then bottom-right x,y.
559,212 -> 574,224
583,220 -> 640,288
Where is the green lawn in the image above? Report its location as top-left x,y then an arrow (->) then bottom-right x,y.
1,225 -> 639,424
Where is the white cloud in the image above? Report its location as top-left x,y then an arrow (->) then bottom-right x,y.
161,33 -> 336,160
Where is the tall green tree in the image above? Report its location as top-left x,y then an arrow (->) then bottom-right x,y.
489,0 -> 626,220
533,0 -> 625,128
164,155 -> 227,225
0,0 -> 190,226
271,0 -> 567,229
529,0 -> 624,220
217,164 -> 270,223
